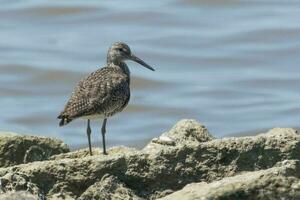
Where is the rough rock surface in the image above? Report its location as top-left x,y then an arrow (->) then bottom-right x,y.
0,133 -> 69,167
0,191 -> 39,200
78,174 -> 142,200
0,119 -> 299,200
159,159 -> 300,200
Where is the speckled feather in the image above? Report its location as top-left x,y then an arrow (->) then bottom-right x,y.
58,42 -> 154,156
58,65 -> 130,125
58,42 -> 154,127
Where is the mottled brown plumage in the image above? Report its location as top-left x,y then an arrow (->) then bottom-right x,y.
58,42 -> 154,155
58,66 -> 130,124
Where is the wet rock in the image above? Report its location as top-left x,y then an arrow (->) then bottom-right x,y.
158,160 -> 300,200
0,120 -> 299,199
0,133 -> 69,167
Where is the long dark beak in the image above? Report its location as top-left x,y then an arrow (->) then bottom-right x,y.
130,54 -> 155,71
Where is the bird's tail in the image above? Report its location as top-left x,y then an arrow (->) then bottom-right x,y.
57,115 -> 73,126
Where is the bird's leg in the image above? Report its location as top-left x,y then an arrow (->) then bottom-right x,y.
87,119 -> 93,156
101,118 -> 108,155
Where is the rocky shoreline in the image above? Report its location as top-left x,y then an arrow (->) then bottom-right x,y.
0,119 -> 299,199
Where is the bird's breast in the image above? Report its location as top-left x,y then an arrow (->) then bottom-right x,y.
82,114 -> 105,120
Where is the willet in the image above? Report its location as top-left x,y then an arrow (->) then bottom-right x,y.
58,42 -> 155,155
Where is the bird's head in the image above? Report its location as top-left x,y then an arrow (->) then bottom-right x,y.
107,42 -> 155,71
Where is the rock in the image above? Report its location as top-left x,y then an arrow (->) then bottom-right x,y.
0,146 -> 138,199
0,133 -> 69,167
0,191 -> 39,200
143,119 -> 214,154
165,119 -> 214,144
78,174 -> 142,200
0,172 -> 43,198
158,159 -> 300,200
50,146 -> 137,160
0,120 -> 299,199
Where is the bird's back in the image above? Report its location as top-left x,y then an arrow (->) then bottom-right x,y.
58,66 -> 130,126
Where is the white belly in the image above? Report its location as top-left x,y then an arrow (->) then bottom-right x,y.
82,114 -> 105,120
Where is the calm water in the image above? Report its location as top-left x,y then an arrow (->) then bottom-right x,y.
1,0 -> 300,149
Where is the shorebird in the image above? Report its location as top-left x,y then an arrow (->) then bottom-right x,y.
58,42 -> 155,155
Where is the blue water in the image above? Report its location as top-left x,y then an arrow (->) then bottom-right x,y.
1,0 -> 300,149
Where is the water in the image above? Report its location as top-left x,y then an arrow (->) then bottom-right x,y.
1,0 -> 300,149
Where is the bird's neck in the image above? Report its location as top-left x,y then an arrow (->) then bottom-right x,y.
107,60 -> 130,77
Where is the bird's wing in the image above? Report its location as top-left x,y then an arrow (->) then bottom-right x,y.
59,67 -> 128,119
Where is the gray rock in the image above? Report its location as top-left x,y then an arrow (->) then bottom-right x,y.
0,133 -> 69,167
0,120 -> 299,200
158,159 -> 300,200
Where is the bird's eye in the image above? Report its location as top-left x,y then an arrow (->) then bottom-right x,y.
118,48 -> 124,52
